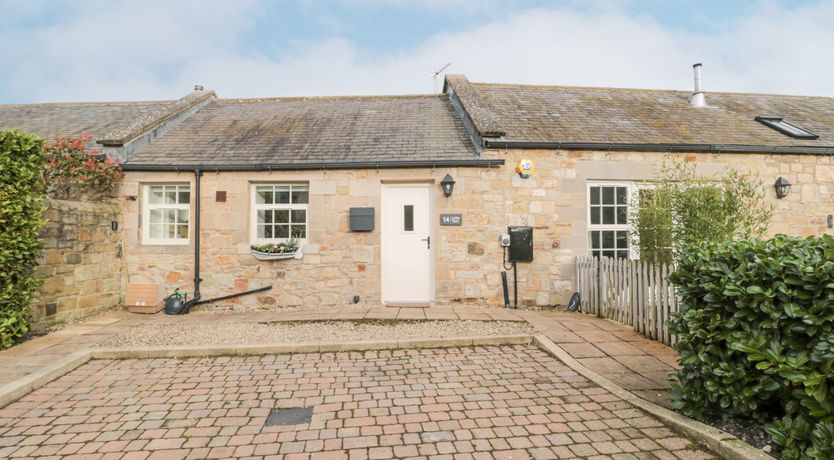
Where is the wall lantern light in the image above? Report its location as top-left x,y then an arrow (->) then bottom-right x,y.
440,174 -> 456,197
774,177 -> 791,199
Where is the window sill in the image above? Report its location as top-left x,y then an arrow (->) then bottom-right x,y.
141,241 -> 190,246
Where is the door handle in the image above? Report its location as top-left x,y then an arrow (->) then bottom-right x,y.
421,236 -> 430,249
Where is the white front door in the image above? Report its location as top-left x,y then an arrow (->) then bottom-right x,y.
381,183 -> 434,304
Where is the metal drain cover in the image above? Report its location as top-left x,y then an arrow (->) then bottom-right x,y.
265,407 -> 313,427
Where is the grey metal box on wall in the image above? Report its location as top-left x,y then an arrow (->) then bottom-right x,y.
349,207 -> 375,231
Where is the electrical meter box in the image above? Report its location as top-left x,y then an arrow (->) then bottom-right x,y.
349,207 -> 375,231
507,226 -> 533,262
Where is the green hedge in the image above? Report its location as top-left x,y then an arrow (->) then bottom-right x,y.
0,130 -> 46,348
669,235 -> 834,459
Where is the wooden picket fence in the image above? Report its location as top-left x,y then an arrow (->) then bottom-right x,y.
575,256 -> 678,345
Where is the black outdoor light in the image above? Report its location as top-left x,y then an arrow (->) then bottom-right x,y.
774,177 -> 791,199
440,174 -> 456,197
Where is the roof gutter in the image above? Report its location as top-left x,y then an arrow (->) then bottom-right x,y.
482,139 -> 834,156
121,159 -> 505,172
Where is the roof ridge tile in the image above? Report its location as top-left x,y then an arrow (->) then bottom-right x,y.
216,94 -> 446,103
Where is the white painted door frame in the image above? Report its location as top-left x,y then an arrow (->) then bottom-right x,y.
380,183 -> 435,304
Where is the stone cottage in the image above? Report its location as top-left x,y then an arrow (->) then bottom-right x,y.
118,71 -> 834,309
118,93 -> 503,308
3,69 -> 834,315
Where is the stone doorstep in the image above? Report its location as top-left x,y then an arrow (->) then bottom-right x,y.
532,335 -> 773,460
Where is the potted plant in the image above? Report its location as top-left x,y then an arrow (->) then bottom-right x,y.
250,231 -> 304,261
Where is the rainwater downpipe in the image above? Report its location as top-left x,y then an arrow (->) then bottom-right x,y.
191,168 -> 203,305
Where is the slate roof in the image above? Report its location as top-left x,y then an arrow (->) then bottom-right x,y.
445,75 -> 834,151
125,94 -> 479,166
0,90 -> 214,149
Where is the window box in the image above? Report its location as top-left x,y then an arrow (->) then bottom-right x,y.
250,241 -> 304,261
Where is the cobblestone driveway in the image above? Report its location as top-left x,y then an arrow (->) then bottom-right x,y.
0,345 -> 712,459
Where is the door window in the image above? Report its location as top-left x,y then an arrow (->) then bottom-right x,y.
403,205 -> 414,232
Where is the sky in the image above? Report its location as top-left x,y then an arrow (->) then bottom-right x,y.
1,0 -> 833,103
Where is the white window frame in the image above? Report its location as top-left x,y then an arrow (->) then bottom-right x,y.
142,183 -> 191,245
250,183 -> 309,245
586,182 -> 639,259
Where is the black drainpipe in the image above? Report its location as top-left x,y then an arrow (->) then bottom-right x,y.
180,168 -> 203,313
192,168 -> 203,302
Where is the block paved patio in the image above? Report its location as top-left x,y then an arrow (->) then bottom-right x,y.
0,306 -> 691,458
0,344 -> 708,459
0,307 -> 680,409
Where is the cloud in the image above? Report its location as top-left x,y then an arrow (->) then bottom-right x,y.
0,0 -> 262,101
2,0 -> 834,102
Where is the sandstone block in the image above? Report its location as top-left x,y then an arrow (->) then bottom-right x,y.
73,264 -> 100,282
465,284 -> 481,297
467,242 -> 484,255
57,296 -> 78,311
352,245 -> 374,263
349,180 -> 379,197
40,276 -> 64,296
166,271 -> 184,284
63,253 -> 82,265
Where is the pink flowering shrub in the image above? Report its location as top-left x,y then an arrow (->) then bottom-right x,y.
44,133 -> 122,199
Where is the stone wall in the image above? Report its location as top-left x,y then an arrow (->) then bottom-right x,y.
33,199 -> 123,329
120,150 -> 832,309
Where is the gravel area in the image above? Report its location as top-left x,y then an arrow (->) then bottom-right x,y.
705,416 -> 780,458
95,320 -> 535,347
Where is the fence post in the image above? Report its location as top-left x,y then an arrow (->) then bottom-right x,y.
600,257 -> 606,318
660,264 -> 672,345
643,260 -> 649,336
592,256 -> 599,316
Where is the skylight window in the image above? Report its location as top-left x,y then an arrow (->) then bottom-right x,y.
755,116 -> 819,140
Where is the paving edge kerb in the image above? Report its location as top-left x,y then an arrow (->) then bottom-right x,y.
0,351 -> 91,411
0,333 -> 770,460
532,335 -> 774,460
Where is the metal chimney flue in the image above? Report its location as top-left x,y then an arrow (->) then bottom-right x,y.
690,63 -> 706,107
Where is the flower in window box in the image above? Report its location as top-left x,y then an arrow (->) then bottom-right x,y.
250,229 -> 304,260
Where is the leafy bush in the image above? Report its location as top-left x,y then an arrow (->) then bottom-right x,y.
670,235 -> 834,459
0,130 -> 47,348
631,186 -> 674,265
632,160 -> 772,265
45,133 -> 121,199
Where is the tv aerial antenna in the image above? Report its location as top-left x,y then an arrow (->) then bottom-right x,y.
431,62 -> 451,93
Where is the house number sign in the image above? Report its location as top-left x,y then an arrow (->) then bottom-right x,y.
440,214 -> 463,226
